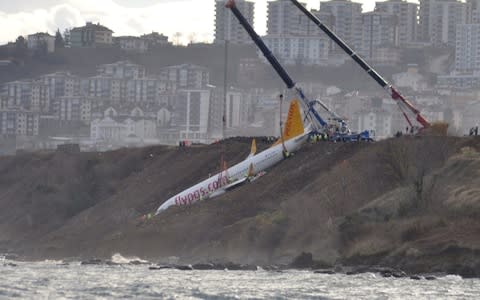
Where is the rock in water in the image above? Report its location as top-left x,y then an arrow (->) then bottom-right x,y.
290,252 -> 314,269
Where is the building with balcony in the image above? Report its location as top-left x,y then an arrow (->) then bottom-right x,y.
0,108 -> 39,137
58,96 -> 92,125
262,34 -> 329,65
161,64 -> 209,90
97,61 -> 146,80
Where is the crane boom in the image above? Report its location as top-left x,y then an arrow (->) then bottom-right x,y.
225,0 -> 331,130
288,0 -> 431,129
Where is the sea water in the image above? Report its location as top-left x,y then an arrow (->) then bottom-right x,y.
0,259 -> 479,299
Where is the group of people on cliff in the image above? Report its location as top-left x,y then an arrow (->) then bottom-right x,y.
469,126 -> 479,136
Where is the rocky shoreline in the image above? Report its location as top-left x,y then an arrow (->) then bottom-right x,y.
2,251 -> 479,280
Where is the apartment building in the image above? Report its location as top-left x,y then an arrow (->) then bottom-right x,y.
70,22 -> 114,47
392,65 -> 429,92
39,72 -> 80,115
125,77 -> 170,105
161,64 -> 210,90
0,108 -> 39,136
174,89 -> 211,143
356,108 -> 393,139
114,36 -> 149,53
375,0 -> 418,46
27,32 -> 55,53
224,89 -> 251,129
31,80 -> 51,112
2,81 -> 33,109
267,0 -> 312,35
319,0 -> 363,51
140,32 -> 170,47
58,96 -> 92,125
262,34 -> 329,65
361,11 -> 398,60
455,24 -> 480,73
97,61 -> 146,80
89,62 -> 175,105
418,0 -> 468,46
214,0 -> 254,44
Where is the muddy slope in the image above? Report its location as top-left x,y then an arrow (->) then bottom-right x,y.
1,137 -> 479,274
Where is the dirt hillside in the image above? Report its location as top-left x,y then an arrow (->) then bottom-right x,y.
0,136 -> 479,275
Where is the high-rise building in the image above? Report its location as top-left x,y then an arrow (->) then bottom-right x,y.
267,0 -> 311,35
375,0 -> 418,45
361,11 -> 398,59
319,0 -> 363,51
214,0 -> 254,44
455,24 -> 480,73
418,0 -> 468,46
467,0 -> 480,23
311,10 -> 336,33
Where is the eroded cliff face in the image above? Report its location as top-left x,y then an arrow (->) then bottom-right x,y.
1,137 -> 479,274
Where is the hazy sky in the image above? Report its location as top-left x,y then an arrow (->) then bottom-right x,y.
0,0 -> 419,45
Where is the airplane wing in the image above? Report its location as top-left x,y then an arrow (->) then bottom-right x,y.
209,167 -> 266,198
209,177 -> 249,198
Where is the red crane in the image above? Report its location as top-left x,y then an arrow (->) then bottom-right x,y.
288,0 -> 431,129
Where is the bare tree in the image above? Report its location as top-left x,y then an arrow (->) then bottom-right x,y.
172,32 -> 183,46
187,32 -> 197,44
380,137 -> 452,214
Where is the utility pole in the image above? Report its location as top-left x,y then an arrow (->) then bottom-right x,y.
222,39 -> 229,139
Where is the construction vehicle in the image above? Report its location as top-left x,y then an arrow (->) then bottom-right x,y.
225,0 -> 373,142
288,0 -> 431,132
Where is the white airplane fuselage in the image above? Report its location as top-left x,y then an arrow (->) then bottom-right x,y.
155,131 -> 309,214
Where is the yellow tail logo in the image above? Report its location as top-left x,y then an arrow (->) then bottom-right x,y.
283,99 -> 304,140
272,99 -> 304,147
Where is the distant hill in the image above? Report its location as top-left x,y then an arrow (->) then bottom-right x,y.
0,44 -> 410,91
0,44 -> 258,86
0,44 -> 454,92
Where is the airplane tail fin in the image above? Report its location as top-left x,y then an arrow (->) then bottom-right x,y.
282,99 -> 304,140
272,99 -> 304,147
